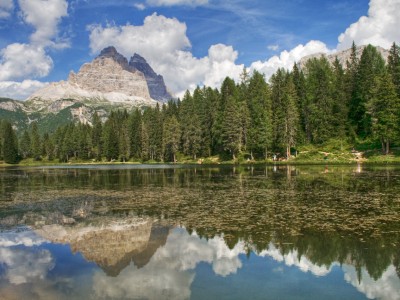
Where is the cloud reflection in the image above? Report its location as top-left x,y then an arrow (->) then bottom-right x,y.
92,228 -> 246,299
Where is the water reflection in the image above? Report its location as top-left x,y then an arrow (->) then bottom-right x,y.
0,165 -> 400,299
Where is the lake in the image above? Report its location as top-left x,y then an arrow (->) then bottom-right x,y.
0,164 -> 399,299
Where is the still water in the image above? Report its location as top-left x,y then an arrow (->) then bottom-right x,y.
0,164 -> 399,299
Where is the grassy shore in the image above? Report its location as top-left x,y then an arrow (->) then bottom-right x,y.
1,147 -> 400,167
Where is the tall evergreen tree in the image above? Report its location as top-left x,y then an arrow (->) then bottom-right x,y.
368,72 -> 400,154
388,42 -> 400,96
282,76 -> 300,158
247,70 -> 272,159
221,93 -> 242,159
351,44 -> 385,137
2,122 -> 19,164
304,57 -> 336,143
19,130 -> 31,159
332,58 -> 349,138
128,109 -> 143,160
163,115 -> 181,162
30,122 -> 41,160
91,112 -> 103,160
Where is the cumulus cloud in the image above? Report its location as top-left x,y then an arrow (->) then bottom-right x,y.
0,247 -> 54,285
88,13 -> 243,96
0,0 -> 13,18
18,0 -> 69,47
343,264 -> 400,300
0,231 -> 47,247
250,40 -> 331,79
0,79 -> 48,100
337,0 -> 400,50
0,43 -> 53,81
259,244 -> 334,277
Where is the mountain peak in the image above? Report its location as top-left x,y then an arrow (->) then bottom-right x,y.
97,46 -> 129,67
129,53 -> 172,102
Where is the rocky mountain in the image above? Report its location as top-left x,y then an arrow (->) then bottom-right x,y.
28,46 -> 158,107
298,45 -> 390,69
0,47 -> 173,131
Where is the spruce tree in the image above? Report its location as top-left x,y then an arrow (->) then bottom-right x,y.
368,72 -> 400,154
19,130 -> 31,159
163,115 -> 181,162
247,70 -> 272,159
3,121 -> 19,164
388,42 -> 400,96
91,112 -> 103,160
30,122 -> 41,160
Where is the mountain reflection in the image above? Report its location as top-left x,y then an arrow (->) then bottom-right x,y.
35,218 -> 170,277
0,165 -> 400,299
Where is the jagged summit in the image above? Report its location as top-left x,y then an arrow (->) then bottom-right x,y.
129,53 -> 173,102
98,46 -> 130,68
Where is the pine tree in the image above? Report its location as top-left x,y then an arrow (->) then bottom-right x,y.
247,70 -> 272,159
163,115 -> 181,162
388,42 -> 400,96
19,130 -> 31,159
128,109 -> 143,160
368,72 -> 400,154
332,58 -> 349,138
221,94 -> 242,159
91,112 -> 103,160
282,76 -> 300,158
30,122 -> 41,160
304,57 -> 336,144
3,121 -> 19,164
292,63 -> 307,142
351,44 -> 385,137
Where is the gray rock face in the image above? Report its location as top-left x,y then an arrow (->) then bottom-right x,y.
129,53 -> 173,103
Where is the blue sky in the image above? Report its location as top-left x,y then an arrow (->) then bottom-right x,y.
0,0 -> 399,100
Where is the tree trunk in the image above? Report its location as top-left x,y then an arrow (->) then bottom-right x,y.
386,140 -> 390,155
381,140 -> 385,154
250,150 -> 254,161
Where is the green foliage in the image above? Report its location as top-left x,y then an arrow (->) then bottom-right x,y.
2,121 -> 19,164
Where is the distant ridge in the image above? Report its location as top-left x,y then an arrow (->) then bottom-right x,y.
298,45 -> 390,69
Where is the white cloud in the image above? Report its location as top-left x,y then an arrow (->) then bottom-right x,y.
0,43 -> 53,81
0,79 -> 48,100
88,13 -> 243,97
18,0 -> 69,48
337,0 -> 400,50
250,40 -> 331,79
259,244 -> 335,277
146,0 -> 208,7
134,3 -> 146,10
0,231 -> 47,247
343,264 -> 400,300
0,0 -> 68,94
268,44 -> 279,51
0,247 -> 54,285
0,0 -> 13,18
